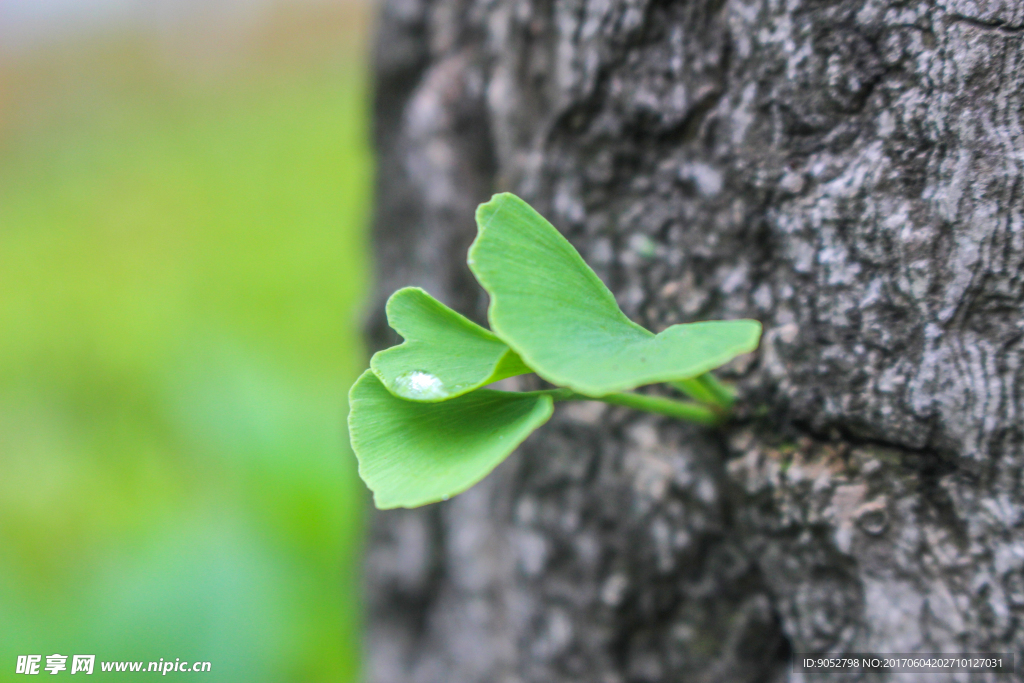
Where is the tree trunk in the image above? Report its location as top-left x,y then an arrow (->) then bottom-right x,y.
364,0 -> 1024,680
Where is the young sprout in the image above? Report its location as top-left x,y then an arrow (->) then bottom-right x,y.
349,193 -> 761,509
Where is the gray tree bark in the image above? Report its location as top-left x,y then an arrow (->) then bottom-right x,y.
363,0 -> 1024,680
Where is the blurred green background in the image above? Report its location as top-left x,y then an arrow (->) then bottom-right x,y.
0,2 -> 371,680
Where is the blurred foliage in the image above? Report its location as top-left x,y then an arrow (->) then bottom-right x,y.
0,3 -> 371,680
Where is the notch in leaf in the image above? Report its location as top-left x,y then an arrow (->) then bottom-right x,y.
371,287 -> 532,402
348,370 -> 553,509
469,193 -> 761,397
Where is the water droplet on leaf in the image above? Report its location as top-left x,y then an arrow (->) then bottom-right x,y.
392,370 -> 448,400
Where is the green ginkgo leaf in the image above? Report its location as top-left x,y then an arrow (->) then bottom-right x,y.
348,370 -> 554,509
469,193 -> 762,396
371,287 -> 532,401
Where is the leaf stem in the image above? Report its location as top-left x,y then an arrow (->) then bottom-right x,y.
531,388 -> 580,401
596,392 -> 723,426
671,377 -> 719,406
671,374 -> 737,411
672,372 -> 736,409
535,387 -> 723,426
695,373 -> 736,408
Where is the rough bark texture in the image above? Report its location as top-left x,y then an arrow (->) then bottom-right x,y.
364,0 -> 1024,680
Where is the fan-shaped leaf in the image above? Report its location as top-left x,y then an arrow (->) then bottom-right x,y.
469,193 -> 761,396
371,287 -> 532,402
348,370 -> 553,509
